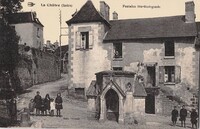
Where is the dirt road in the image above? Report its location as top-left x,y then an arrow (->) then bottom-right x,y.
16,74 -> 193,129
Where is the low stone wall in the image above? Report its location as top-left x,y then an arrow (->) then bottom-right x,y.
17,46 -> 60,89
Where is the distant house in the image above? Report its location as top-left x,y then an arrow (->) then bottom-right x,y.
66,0 -> 199,120
6,12 -> 44,49
3,12 -> 61,89
43,40 -> 59,53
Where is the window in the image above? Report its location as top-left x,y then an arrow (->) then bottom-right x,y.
113,67 -> 123,71
164,41 -> 174,57
164,66 -> 175,83
113,43 -> 122,58
37,28 -> 40,38
75,31 -> 93,50
159,66 -> 181,84
75,88 -> 85,96
81,32 -> 89,49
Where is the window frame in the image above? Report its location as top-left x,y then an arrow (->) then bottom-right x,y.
164,66 -> 175,84
113,42 -> 123,60
75,28 -> 94,51
80,31 -> 89,50
164,40 -> 175,58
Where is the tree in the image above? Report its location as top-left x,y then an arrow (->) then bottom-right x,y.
0,0 -> 23,91
0,20 -> 19,73
0,0 -> 23,14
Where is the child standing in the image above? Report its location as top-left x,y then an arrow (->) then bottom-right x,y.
40,98 -> 46,115
55,93 -> 63,117
29,99 -> 35,115
50,99 -> 55,116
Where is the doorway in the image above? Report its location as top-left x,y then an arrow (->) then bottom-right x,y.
105,89 -> 119,121
145,93 -> 155,114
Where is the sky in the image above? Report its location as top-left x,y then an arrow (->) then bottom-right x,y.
21,0 -> 200,45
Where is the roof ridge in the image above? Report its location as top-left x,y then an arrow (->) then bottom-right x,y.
109,15 -> 185,22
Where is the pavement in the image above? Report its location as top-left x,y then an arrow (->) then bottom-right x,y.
15,74 -> 195,129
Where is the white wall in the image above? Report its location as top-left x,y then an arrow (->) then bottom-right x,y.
69,22 -> 111,91
13,23 -> 43,49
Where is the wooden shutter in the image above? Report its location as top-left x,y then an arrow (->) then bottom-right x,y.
175,65 -> 181,84
75,31 -> 81,50
89,30 -> 94,49
159,66 -> 164,84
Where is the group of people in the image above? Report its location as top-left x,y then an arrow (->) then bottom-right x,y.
29,91 -> 63,117
171,105 -> 198,129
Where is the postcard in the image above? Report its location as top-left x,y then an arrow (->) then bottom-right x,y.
0,0 -> 200,128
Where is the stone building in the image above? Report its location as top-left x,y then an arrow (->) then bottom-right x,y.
6,12 -> 60,89
66,0 -> 200,119
87,71 -> 147,123
7,12 -> 44,49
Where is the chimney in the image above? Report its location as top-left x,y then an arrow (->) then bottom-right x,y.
46,40 -> 51,48
100,1 -> 110,21
113,11 -> 118,20
185,1 -> 195,23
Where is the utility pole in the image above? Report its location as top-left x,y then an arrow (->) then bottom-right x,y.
59,9 -> 62,77
59,9 -> 68,76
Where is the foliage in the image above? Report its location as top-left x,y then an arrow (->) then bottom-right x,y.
0,21 -> 20,94
0,20 -> 19,73
0,0 -> 23,14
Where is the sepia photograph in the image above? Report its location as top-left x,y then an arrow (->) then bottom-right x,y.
0,0 -> 200,128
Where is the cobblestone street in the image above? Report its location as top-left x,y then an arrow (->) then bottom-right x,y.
16,74 -> 194,129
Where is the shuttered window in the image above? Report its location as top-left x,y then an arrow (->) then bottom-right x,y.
159,65 -> 181,84
175,66 -> 181,83
164,66 -> 175,83
81,32 -> 89,49
159,66 -> 164,84
75,31 -> 81,50
75,30 -> 94,50
89,30 -> 94,49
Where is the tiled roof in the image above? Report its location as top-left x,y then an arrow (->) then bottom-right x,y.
66,0 -> 110,27
133,80 -> 147,97
104,15 -> 197,42
86,80 -> 97,97
195,22 -> 200,46
6,12 -> 44,27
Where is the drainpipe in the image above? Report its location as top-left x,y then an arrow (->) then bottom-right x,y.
198,44 -> 200,128
195,35 -> 200,128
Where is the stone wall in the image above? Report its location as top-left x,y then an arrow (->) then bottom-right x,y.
17,46 -> 60,89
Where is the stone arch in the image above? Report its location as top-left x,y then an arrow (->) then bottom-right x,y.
99,81 -> 125,123
101,82 -> 123,100
105,89 -> 119,121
